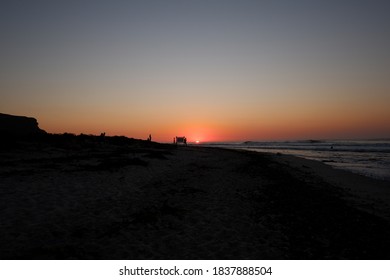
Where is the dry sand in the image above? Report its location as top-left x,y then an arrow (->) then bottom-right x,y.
1,137 -> 390,259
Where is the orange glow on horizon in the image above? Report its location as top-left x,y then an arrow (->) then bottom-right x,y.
16,87 -> 390,144
39,112 -> 390,143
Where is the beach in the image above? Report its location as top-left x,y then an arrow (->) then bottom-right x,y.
1,136 -> 390,259
212,140 -> 390,182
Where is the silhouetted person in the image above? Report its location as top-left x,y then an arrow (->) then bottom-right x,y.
148,134 -> 152,141
184,137 -> 187,145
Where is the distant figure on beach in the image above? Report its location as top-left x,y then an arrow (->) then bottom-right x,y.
147,134 -> 152,142
175,136 -> 187,146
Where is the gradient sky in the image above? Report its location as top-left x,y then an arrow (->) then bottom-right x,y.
1,0 -> 389,142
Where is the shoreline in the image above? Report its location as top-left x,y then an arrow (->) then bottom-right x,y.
1,138 -> 390,259
259,151 -> 390,221
200,142 -> 390,182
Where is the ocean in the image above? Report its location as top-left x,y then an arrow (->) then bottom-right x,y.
204,140 -> 390,182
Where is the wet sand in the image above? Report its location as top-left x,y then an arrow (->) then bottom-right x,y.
1,136 -> 390,259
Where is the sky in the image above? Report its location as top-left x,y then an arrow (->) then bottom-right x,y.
1,0 -> 389,142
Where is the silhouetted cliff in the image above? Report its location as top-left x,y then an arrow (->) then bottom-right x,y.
0,113 -> 46,137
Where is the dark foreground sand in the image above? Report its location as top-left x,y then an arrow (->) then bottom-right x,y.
1,136 -> 390,259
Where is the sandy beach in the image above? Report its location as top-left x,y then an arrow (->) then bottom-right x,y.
1,136 -> 390,259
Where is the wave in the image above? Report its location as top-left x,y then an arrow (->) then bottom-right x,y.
205,140 -> 390,181
220,140 -> 390,154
